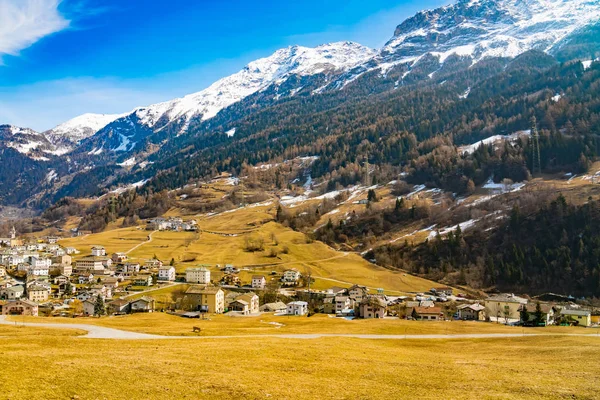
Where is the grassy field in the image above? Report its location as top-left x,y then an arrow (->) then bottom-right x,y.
59,203 -> 441,294
9,312 -> 598,337
0,323 -> 598,399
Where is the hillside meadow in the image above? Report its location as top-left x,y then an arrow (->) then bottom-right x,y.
0,323 -> 598,399
59,203 -> 442,295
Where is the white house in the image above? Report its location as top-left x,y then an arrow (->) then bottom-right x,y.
251,275 -> 266,290
282,269 -> 301,283
158,266 -> 176,281
91,246 -> 106,257
186,267 -> 210,284
286,301 -> 308,316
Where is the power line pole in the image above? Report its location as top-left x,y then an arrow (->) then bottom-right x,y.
531,117 -> 542,176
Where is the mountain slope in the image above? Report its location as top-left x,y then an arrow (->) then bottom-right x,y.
45,112 -> 126,150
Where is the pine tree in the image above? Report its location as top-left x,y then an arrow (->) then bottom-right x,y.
94,296 -> 105,316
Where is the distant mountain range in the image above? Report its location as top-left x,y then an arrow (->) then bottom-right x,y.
1,0 -> 599,207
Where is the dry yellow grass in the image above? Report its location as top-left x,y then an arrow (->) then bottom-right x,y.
0,323 -> 598,399
10,313 -> 597,338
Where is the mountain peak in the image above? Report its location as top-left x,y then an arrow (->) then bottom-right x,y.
384,0 -> 600,62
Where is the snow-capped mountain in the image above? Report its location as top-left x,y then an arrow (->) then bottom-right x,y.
0,125 -> 55,160
382,0 -> 600,64
45,112 -> 126,147
75,41 -> 377,157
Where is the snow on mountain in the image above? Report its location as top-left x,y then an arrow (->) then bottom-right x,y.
383,0 -> 600,63
129,41 -> 376,133
0,125 -> 54,156
46,112 -> 126,145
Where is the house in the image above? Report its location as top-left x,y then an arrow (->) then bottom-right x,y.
348,284 -> 369,302
229,292 -> 259,314
457,303 -> 486,321
286,301 -> 308,316
323,297 -> 335,314
101,277 -> 119,290
186,267 -> 210,284
133,275 -> 153,287
1,285 -> 24,300
46,236 -> 60,244
53,275 -> 70,285
520,303 -> 556,326
108,299 -> 131,314
91,246 -> 106,256
325,286 -> 347,296
282,269 -> 301,283
411,306 -> 444,321
58,264 -> 73,276
65,247 -> 79,255
51,255 -> 72,266
27,285 -> 49,303
358,297 -> 387,319
335,296 -> 354,315
183,285 -> 225,313
111,252 -> 128,263
83,298 -> 96,316
145,259 -> 163,269
76,292 -> 93,302
1,299 -> 38,316
29,264 -> 50,277
75,256 -> 111,272
158,266 -> 176,281
130,297 -> 155,313
121,263 -> 141,276
90,284 -> 112,300
259,301 -> 287,313
560,309 -> 592,327
251,275 -> 266,290
484,293 -> 528,324
78,274 -> 94,284
223,264 -> 238,274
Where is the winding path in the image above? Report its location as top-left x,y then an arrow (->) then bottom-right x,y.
1,317 -> 597,341
125,230 -> 157,255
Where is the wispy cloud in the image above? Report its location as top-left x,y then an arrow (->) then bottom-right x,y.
0,0 -> 69,60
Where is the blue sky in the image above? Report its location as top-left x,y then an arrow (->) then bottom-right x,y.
0,0 -> 449,131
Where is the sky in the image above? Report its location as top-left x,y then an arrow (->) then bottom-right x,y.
0,0 -> 450,131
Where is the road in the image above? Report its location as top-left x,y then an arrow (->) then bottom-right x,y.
125,230 -> 157,255
1,317 -> 598,341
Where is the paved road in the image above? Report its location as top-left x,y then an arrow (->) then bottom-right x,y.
1,317 -> 598,341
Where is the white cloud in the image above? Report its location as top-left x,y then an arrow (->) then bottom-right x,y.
0,0 -> 69,60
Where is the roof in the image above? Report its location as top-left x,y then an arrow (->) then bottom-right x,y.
413,307 -> 443,315
259,301 -> 287,311
486,293 -> 528,304
252,275 -> 265,280
287,301 -> 308,306
133,296 -> 154,304
109,299 -> 130,307
187,267 -> 209,272
523,303 -> 554,314
185,285 -> 222,295
8,299 -> 38,307
231,299 -> 249,306
458,303 -> 485,311
236,293 -> 258,303
560,309 -> 591,317
77,256 -> 110,262
360,297 -> 387,307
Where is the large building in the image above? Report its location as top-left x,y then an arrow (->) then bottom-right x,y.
186,267 -> 211,284
1,299 -> 38,316
183,285 -> 224,313
485,294 -> 528,323
158,266 -> 176,281
75,256 -> 112,272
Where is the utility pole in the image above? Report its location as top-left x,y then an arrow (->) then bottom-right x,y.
531,117 -> 542,176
